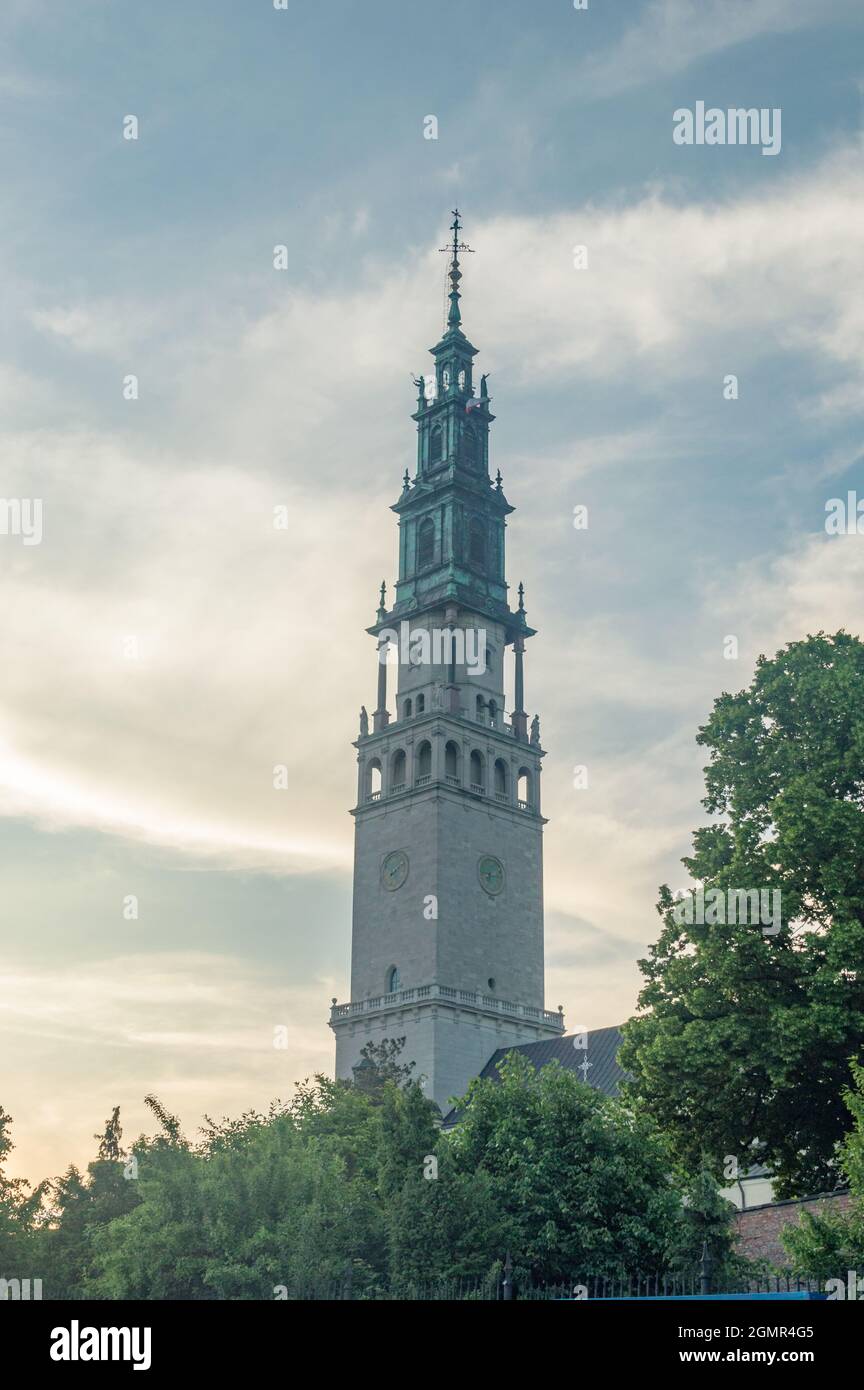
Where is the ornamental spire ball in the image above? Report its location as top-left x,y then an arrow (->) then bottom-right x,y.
438,208 -> 474,330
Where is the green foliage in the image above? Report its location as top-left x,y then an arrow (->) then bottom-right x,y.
666,1161 -> 753,1286
88,1081 -> 389,1299
95,1106 -> 123,1161
386,1149 -> 511,1287
4,1046 -> 698,1297
0,1106 -> 43,1276
352,1037 -> 417,1097
36,1109 -> 141,1299
782,1061 -> 864,1279
442,1054 -> 679,1283
622,633 -> 864,1197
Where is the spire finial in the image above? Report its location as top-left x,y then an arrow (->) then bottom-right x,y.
377,580 -> 387,620
518,581 -> 525,612
439,209 -> 474,330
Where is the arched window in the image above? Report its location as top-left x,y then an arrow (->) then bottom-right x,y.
517,767 -> 532,809
418,517 -> 435,568
488,699 -> 498,728
387,966 -> 401,994
367,758 -> 382,801
442,369 -> 450,391
416,693 -> 425,713
416,740 -> 432,784
391,749 -> 406,792
444,740 -> 460,784
476,694 -> 485,723
469,517 -> 486,569
470,750 -> 485,794
494,758 -> 508,800
458,368 -> 466,391
429,424 -> 443,465
403,697 -> 412,719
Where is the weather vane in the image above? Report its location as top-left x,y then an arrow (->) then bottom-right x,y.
438,208 -> 474,263
438,209 -> 474,329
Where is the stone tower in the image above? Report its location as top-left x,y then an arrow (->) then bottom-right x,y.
330,213 -> 564,1112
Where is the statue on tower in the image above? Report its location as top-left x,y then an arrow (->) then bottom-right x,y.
359,705 -> 369,737
530,714 -> 541,746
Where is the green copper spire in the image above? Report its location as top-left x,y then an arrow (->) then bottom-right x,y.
439,209 -> 474,331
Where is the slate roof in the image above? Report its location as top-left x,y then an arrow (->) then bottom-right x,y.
441,1025 -> 628,1127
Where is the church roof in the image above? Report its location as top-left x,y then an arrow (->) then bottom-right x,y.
441,1025 -> 628,1127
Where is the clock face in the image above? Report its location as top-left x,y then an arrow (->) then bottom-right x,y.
381,850 -> 409,892
478,855 -> 504,896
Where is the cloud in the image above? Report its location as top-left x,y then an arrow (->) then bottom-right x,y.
2,145 -> 863,873
0,951 -> 336,1183
576,0 -> 849,97
30,303 -> 160,357
540,525 -> 864,1003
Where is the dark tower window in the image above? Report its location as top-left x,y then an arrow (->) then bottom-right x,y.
469,518 -> 486,569
387,966 -> 401,994
391,749 -> 406,792
403,698 -> 412,719
494,758 -> 508,798
444,740 -> 460,783
416,740 -> 432,783
470,750 -> 485,794
429,423 -> 443,465
417,517 -> 435,569
416,693 -> 425,713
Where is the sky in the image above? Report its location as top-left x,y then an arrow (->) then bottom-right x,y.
2,0 -> 864,1184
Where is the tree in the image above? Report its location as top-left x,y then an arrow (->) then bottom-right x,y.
95,1106 -> 123,1161
38,1108 -> 140,1298
666,1160 -> 754,1287
351,1037 -> 417,1098
385,1149 -> 511,1289
782,1061 -> 864,1280
0,1106 -> 42,1276
443,1053 -> 679,1283
376,1078 -> 439,1200
621,633 -> 864,1197
89,1084 -> 391,1299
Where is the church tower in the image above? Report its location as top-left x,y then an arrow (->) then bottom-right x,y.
330,213 -> 564,1112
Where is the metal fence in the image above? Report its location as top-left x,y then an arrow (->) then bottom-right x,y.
285,1265 -> 826,1302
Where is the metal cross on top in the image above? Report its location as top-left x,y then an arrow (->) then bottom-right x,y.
439,209 -> 474,328
439,208 -> 474,265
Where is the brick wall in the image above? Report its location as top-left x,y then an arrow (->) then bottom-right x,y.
734,1191 -> 852,1267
